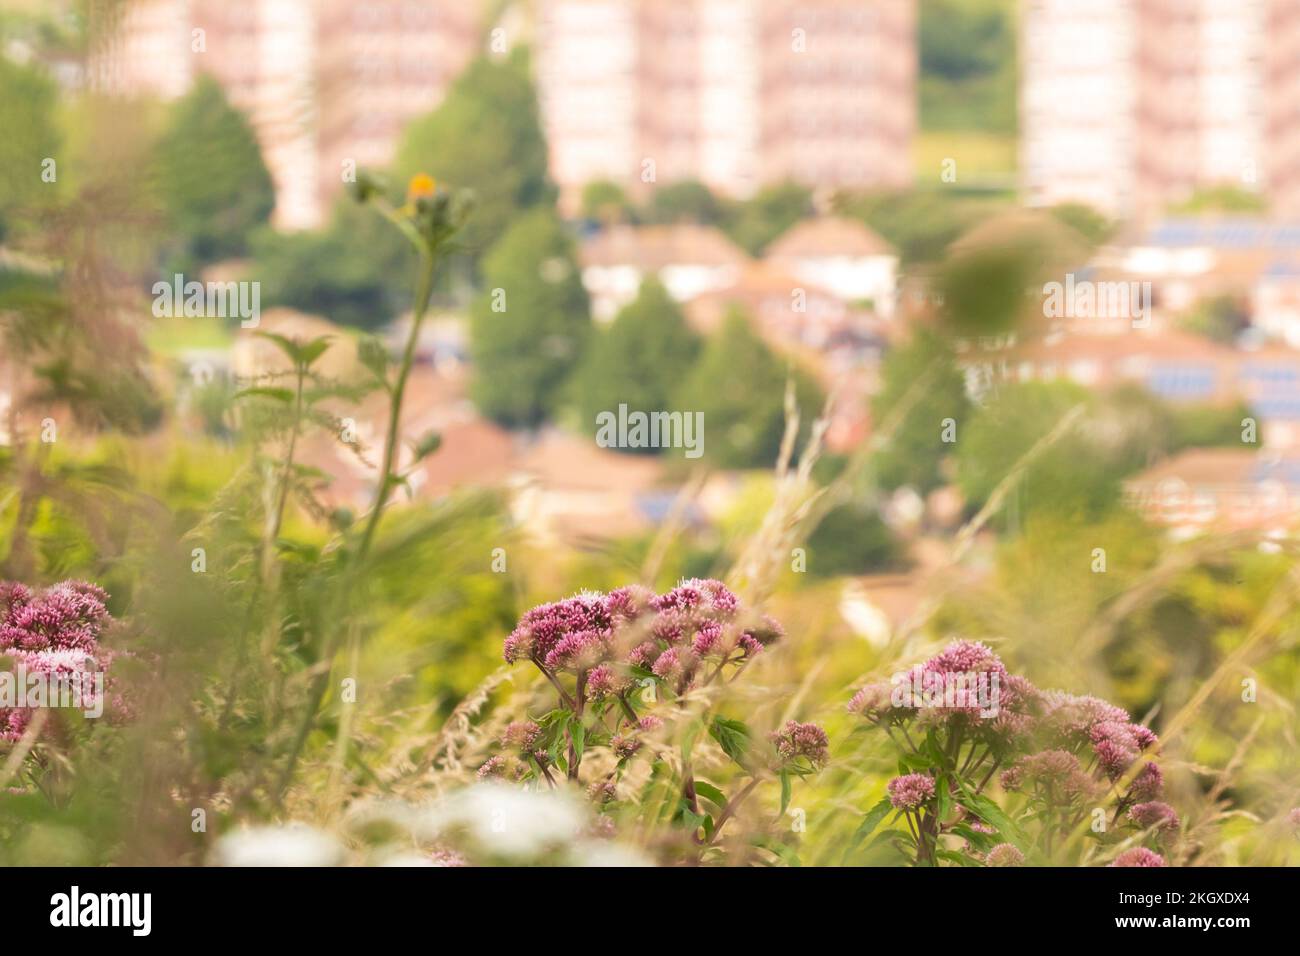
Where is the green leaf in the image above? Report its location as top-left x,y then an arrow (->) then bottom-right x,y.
297,336 -> 332,368
255,331 -> 331,368
569,716 -> 585,762
357,334 -> 390,383
937,775 -> 951,822
845,796 -> 894,861
753,838 -> 801,867
692,780 -> 727,809
709,716 -> 752,767
410,430 -> 442,463
954,785 -> 1031,853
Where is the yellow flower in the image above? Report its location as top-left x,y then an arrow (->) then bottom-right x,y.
407,173 -> 437,200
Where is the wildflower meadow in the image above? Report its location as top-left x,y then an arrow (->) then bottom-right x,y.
0,1 -> 1296,940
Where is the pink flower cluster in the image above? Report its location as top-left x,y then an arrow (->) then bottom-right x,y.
887,772 -> 936,811
0,580 -> 117,742
848,640 -> 1039,750
503,580 -> 780,697
1109,847 -> 1166,867
851,640 -> 1179,864
770,721 -> 829,769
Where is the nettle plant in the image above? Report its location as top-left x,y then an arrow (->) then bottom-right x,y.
847,640 -> 1180,867
481,579 -> 828,859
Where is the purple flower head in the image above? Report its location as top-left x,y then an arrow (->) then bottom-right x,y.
1090,720 -> 1141,777
543,628 -> 609,673
1288,807 -> 1300,831
654,578 -> 738,621
0,580 -> 110,653
651,646 -> 697,687
638,715 -> 664,733
0,582 -> 32,620
848,681 -> 896,718
477,755 -> 507,780
604,584 -> 655,624
770,720 -> 829,769
887,773 -> 936,811
690,619 -> 724,656
740,614 -> 784,651
1128,801 -> 1180,835
585,663 -> 627,700
1109,847 -> 1166,867
985,843 -> 1024,867
587,780 -> 617,805
503,593 -> 610,665
652,582 -> 705,615
501,721 -> 543,754
1126,762 -> 1164,802
927,639 -> 1004,675
612,734 -> 642,760
1040,691 -> 1130,746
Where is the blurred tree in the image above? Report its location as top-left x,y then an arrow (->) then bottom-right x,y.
575,277 -> 701,447
1171,185 -> 1268,216
1169,399 -> 1255,449
394,48 -> 554,259
722,181 -> 814,255
0,56 -> 60,244
805,501 -> 905,577
252,200 -> 413,330
936,210 -> 1091,337
581,179 -> 635,223
154,75 -> 274,269
871,330 -> 969,493
646,179 -> 725,225
835,189 -> 1008,265
470,208 -> 591,427
919,0 -> 1016,134
1179,294 -> 1248,345
1048,202 -> 1115,246
955,381 -> 1173,524
674,308 -> 822,468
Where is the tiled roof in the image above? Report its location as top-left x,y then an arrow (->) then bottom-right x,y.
765,217 -> 895,259
581,224 -> 749,269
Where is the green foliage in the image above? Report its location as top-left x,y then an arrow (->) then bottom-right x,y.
836,189 -> 1010,265
646,179 -> 726,225
574,277 -> 701,445
870,330 -> 969,493
674,309 -> 822,468
0,56 -> 60,243
919,0 -> 1016,134
153,76 -> 274,268
1170,185 -> 1269,216
1048,202 -> 1115,246
805,501 -> 905,577
1169,399 -> 1254,449
722,181 -> 814,256
469,207 -> 591,427
955,382 -> 1174,523
393,48 -> 554,257
1179,294 -> 1248,345
580,179 -> 634,222
252,200 -> 414,329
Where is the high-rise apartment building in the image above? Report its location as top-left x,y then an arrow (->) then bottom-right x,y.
93,0 -> 481,229
1022,0 -> 1300,220
535,0 -> 916,210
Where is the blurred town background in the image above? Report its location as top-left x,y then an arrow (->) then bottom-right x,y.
2,0 -> 1300,866
5,0 -> 1300,633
